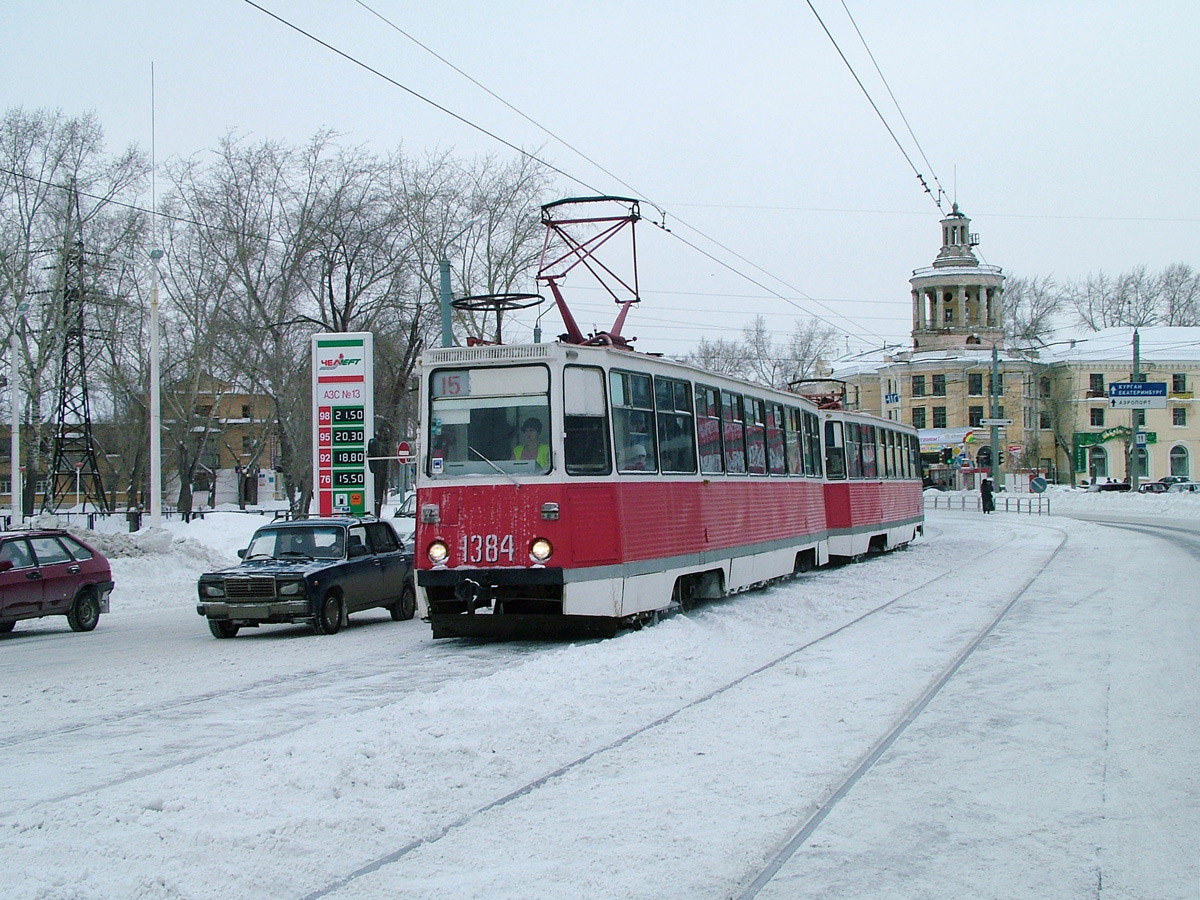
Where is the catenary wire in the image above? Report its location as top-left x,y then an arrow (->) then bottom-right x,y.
347,0 -> 899,345
803,0 -> 944,213
239,0 -> 894,348
838,0 -> 950,211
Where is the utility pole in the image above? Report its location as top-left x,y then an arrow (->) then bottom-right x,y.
990,343 -> 1002,488
9,302 -> 26,526
1130,328 -> 1141,493
439,218 -> 482,348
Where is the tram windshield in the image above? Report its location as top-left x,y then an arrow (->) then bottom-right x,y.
428,365 -> 551,477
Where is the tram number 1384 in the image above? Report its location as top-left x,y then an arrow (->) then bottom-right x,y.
459,533 -> 515,564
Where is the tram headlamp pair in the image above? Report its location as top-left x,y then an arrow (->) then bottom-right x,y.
425,537 -> 553,565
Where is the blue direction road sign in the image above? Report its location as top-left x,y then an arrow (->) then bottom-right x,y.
1108,382 -> 1167,409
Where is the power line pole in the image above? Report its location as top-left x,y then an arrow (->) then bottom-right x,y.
44,181 -> 109,515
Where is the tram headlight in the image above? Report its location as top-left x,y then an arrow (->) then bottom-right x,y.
529,538 -> 553,562
427,540 -> 449,565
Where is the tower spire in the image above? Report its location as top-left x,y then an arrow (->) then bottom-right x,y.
909,206 -> 1005,352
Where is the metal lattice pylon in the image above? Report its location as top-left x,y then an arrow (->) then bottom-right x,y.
44,182 -> 109,514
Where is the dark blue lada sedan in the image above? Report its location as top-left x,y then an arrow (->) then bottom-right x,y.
196,518 -> 415,638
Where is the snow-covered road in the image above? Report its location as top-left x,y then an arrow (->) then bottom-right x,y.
2,504 -> 1197,899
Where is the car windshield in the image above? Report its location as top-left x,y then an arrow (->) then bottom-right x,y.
244,526 -> 344,560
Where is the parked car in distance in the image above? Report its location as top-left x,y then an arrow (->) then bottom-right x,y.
0,529 -> 114,634
1087,479 -> 1131,492
196,518 -> 415,638
393,491 -> 416,543
1138,481 -> 1170,493
1159,475 -> 1191,485
1166,482 -> 1200,494
380,490 -> 416,543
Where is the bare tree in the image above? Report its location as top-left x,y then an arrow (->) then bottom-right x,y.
1003,274 -> 1066,345
0,107 -> 148,514
164,133 -> 323,517
682,335 -> 747,380
683,316 -> 839,390
1159,263 -> 1200,326
1067,263 -> 1200,331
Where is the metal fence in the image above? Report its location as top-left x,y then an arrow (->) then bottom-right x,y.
1,507 -> 289,533
923,492 -> 1050,515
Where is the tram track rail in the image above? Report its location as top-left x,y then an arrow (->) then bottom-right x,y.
733,522 -> 1068,899
296,523 -> 1057,900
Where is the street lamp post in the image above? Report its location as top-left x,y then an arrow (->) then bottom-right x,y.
9,301 -> 27,526
149,247 -> 163,527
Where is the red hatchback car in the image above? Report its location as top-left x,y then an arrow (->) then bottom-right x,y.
0,529 -> 115,633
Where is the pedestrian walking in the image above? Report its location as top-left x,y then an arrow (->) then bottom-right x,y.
980,476 -> 995,514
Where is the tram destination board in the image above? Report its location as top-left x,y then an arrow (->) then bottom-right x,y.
1108,382 -> 1167,409
312,332 -> 375,517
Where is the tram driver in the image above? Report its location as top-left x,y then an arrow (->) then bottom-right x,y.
513,417 -> 550,469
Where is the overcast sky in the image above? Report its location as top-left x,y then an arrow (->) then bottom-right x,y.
6,1 -> 1199,356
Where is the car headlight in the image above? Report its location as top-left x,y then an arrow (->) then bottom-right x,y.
529,538 -> 553,562
201,582 -> 226,598
428,540 -> 449,565
277,580 -> 304,596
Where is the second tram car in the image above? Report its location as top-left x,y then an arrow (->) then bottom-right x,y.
413,342 -> 923,638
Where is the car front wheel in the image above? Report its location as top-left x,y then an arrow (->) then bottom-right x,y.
67,590 -> 100,632
208,619 -> 239,639
391,582 -> 417,621
0,620 -> 14,634
313,592 -> 343,635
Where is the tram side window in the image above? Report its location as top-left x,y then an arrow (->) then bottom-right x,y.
845,423 -> 862,478
654,376 -> 697,473
909,434 -> 919,476
824,420 -> 846,479
746,397 -> 767,475
721,391 -> 748,474
883,430 -> 894,478
804,411 -> 822,477
696,385 -> 724,474
861,424 -> 878,478
611,370 -> 658,473
784,407 -> 802,475
766,403 -> 786,475
564,366 -> 612,475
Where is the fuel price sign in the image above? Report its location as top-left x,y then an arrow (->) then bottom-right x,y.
312,333 -> 374,517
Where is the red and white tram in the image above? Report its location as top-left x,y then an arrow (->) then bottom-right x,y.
820,407 -> 926,560
411,197 -> 923,638
413,345 -> 923,638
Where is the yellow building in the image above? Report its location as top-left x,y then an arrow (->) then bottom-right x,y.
835,210 -> 1199,487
